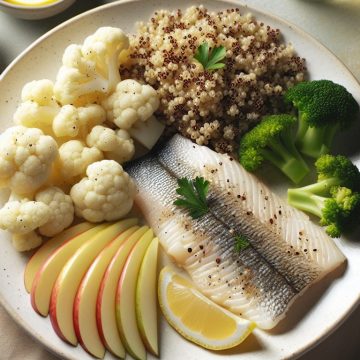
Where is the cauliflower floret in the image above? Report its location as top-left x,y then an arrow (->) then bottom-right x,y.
102,79 -> 159,129
21,79 -> 57,106
70,160 -> 136,222
0,195 -> 50,235
0,126 -> 58,195
54,45 -> 103,106
81,27 -> 129,88
54,27 -> 129,106
58,140 -> 103,184
86,125 -> 134,164
0,187 -> 74,250
35,186 -> 74,237
52,104 -> 106,139
14,80 -> 60,136
12,231 -> 43,252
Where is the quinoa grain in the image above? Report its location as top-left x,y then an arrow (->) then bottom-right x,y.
122,6 -> 306,153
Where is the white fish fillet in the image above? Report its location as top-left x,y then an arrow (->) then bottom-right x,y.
127,135 -> 346,329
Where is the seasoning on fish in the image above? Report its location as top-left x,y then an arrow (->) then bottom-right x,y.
126,135 -> 346,329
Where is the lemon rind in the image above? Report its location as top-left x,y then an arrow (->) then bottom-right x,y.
158,266 -> 256,350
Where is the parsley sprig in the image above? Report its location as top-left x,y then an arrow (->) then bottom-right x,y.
234,234 -> 250,252
194,42 -> 226,71
174,177 -> 210,219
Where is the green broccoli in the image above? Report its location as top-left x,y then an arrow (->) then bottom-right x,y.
285,80 -> 359,158
288,154 -> 360,237
238,114 -> 310,184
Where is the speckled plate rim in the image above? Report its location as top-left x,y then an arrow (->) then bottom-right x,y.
0,1 -> 359,359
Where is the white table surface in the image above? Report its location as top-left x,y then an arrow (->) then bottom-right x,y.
0,0 -> 359,359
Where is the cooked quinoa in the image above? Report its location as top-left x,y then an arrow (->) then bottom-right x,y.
121,6 -> 306,153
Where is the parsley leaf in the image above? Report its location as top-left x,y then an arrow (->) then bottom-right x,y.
234,234 -> 250,252
194,42 -> 209,67
174,177 -> 210,219
194,42 -> 226,71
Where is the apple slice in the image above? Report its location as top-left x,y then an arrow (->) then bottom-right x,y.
24,222 -> 95,293
31,224 -> 108,316
116,229 -> 154,360
73,225 -> 141,358
97,226 -> 149,358
136,237 -> 159,355
49,219 -> 138,345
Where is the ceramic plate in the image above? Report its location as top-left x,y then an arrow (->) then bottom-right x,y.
0,1 -> 359,359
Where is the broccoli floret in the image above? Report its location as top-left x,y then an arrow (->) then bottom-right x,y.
315,154 -> 360,191
294,154 -> 360,195
288,154 -> 360,237
285,80 -> 359,158
288,186 -> 360,238
239,114 -> 310,184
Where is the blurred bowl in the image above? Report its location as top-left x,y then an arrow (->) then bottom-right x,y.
0,0 -> 76,20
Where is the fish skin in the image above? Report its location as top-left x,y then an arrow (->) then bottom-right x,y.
127,135 -> 346,329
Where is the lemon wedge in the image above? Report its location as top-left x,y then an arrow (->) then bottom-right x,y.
158,266 -> 256,350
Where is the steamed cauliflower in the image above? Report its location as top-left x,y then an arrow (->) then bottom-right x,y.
54,27 -> 129,106
70,160 -> 136,222
13,79 -> 60,136
0,186 -> 75,250
102,79 -> 159,129
1,27 -> 165,252
52,103 -> 106,139
21,79 -> 56,105
86,125 -> 134,164
0,194 -> 50,235
12,232 -> 43,252
57,140 -> 103,184
0,126 -> 58,195
35,186 -> 74,237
